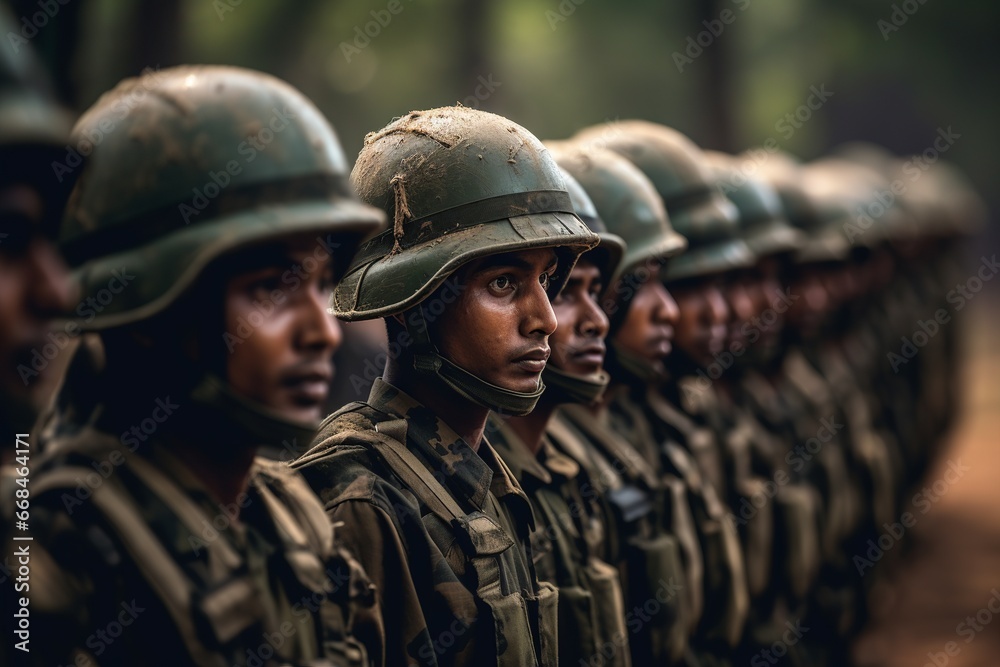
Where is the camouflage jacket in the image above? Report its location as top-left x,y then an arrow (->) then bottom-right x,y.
607,384 -> 749,652
292,378 -> 554,667
3,426 -> 373,667
488,416 -> 632,667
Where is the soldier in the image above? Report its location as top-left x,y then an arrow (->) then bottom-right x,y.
0,9 -> 76,666
575,120 -> 751,666
291,106 -> 599,667
705,151 -> 822,667
545,144 -> 693,666
485,166 -> 633,667
8,65 -> 385,666
0,4 -> 76,443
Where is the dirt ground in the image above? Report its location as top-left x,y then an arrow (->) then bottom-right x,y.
852,295 -> 1000,667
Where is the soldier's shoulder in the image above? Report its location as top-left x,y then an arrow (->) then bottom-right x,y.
291,402 -> 411,514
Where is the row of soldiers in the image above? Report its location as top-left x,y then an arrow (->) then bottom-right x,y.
0,10 -> 985,666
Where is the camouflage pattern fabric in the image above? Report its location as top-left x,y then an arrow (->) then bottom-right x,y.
292,378 -> 554,667
4,428 -> 372,667
488,415 -> 632,667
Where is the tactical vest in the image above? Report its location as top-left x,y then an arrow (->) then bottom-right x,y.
362,416 -> 559,667
644,391 -> 750,650
31,430 -> 370,667
551,408 -> 689,665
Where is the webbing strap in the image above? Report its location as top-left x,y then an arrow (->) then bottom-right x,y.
32,467 -> 226,667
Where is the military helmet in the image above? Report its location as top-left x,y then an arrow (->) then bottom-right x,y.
0,4 -> 76,236
60,65 -> 385,331
574,120 -> 750,281
548,142 -> 686,288
555,163 -> 625,287
539,166 -> 625,405
798,158 -> 904,259
335,106 -> 598,321
703,150 -> 803,259
0,5 -> 73,151
341,107 -> 598,416
755,151 -> 848,264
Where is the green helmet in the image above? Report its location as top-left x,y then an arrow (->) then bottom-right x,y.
60,65 -> 386,445
904,159 -> 987,238
537,165 -> 626,405
703,150 -> 803,259
548,143 -> 686,288
0,5 -> 73,150
835,143 -> 986,239
573,120 -> 749,281
340,106 -> 599,415
554,163 -> 625,287
60,65 -> 385,331
799,158 -> 905,259
755,151 -> 848,264
0,4 -> 76,235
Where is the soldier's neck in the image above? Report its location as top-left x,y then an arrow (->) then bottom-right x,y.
502,398 -> 557,456
384,361 -> 490,452
170,437 -> 257,511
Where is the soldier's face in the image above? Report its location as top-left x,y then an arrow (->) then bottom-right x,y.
0,183 -> 74,432
747,257 -> 785,352
724,271 -> 756,351
670,275 -> 730,368
785,263 -> 834,337
550,260 -> 609,377
611,272 -> 678,375
434,248 -> 558,394
223,236 -> 342,424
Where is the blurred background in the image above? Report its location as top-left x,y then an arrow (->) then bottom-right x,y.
12,0 -> 1000,663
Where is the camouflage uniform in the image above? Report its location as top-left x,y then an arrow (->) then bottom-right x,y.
575,121 -> 752,664
4,65 -> 385,666
296,380 -> 552,667
293,107 -> 599,667
489,417 -> 632,667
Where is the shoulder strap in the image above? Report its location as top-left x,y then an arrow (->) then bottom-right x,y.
33,466 -> 228,667
555,406 -> 659,490
369,419 -> 514,557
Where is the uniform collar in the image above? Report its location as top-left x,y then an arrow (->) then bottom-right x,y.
368,378 -> 529,510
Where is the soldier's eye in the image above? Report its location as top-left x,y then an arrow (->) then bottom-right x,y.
489,275 -> 512,292
539,272 -> 551,289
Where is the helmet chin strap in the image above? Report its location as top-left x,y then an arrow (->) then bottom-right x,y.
608,341 -> 666,386
188,373 -> 318,449
542,364 -> 610,405
407,305 -> 545,417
